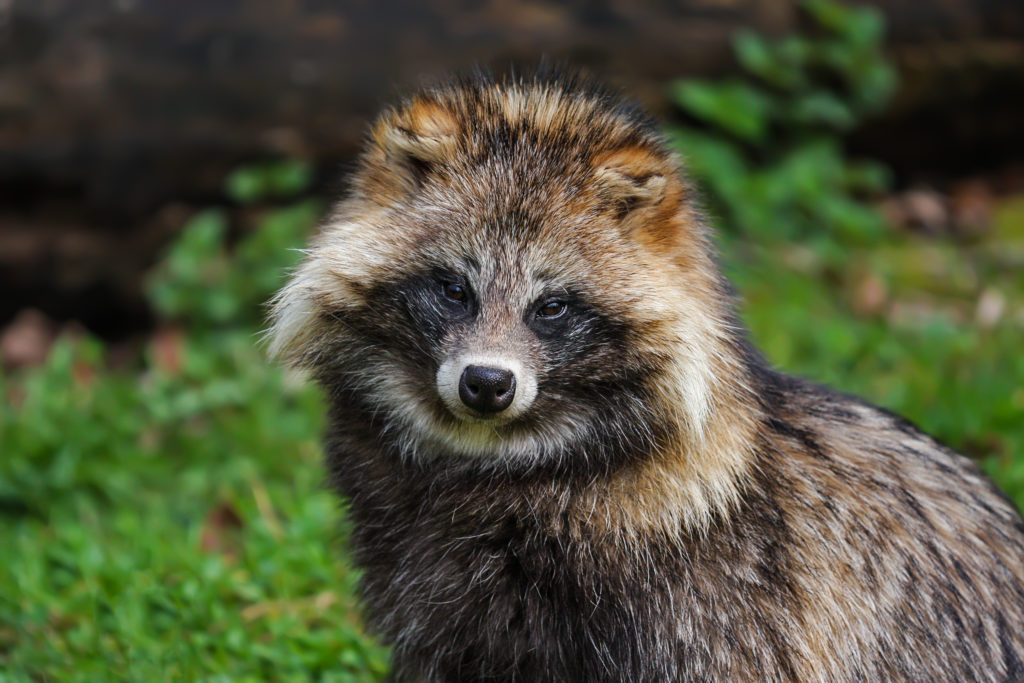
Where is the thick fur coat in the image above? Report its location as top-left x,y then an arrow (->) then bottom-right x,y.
270,72 -> 1024,682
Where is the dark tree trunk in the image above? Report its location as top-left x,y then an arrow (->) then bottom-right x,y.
1,0 -> 1022,335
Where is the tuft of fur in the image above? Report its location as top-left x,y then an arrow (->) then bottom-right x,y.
270,71 -> 1024,682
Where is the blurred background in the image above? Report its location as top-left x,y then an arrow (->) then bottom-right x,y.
2,1 -> 1023,680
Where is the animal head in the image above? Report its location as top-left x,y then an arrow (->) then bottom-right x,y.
269,73 -> 745,474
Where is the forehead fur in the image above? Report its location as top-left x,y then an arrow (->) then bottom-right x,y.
380,71 -> 664,158
357,73 -> 684,214
269,72 -> 713,363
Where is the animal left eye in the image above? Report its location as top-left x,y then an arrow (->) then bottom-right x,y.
536,301 -> 567,319
443,282 -> 468,303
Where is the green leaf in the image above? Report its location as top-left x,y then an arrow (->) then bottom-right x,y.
849,61 -> 898,113
842,161 -> 891,193
147,210 -> 230,320
842,6 -> 885,47
668,127 -> 750,203
733,31 -> 806,90
801,0 -> 855,36
225,160 -> 313,203
817,194 -> 887,241
787,92 -> 857,130
774,138 -> 845,198
669,80 -> 774,142
266,160 -> 313,198
225,167 -> 265,204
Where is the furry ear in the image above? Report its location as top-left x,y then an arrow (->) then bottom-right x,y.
371,97 -> 459,190
593,146 -> 669,217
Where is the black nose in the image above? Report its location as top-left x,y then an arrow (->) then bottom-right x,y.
459,365 -> 516,414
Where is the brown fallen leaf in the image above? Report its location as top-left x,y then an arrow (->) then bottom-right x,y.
950,179 -> 994,238
882,187 -> 950,236
0,309 -> 56,370
975,288 -> 1006,328
241,591 -> 339,622
199,501 -> 245,561
150,325 -> 184,374
852,271 -> 888,317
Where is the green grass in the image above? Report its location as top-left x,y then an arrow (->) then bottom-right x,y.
1,205 -> 389,682
729,226 -> 1024,504
0,334 -> 389,681
2,177 -> 1023,680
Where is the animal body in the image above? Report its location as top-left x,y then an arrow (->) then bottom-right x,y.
269,71 -> 1024,682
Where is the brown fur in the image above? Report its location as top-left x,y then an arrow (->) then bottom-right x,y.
270,71 -> 1024,682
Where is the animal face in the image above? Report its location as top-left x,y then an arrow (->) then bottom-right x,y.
270,77 -> 728,471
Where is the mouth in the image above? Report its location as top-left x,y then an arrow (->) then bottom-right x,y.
440,400 -> 522,425
384,381 -> 595,464
409,401 -> 530,458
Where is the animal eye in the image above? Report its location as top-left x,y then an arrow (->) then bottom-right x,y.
443,282 -> 468,303
536,301 -> 567,319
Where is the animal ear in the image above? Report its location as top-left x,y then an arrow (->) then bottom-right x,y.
372,97 -> 459,190
593,146 -> 669,218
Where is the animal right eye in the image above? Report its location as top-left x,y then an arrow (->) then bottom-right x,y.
442,282 -> 468,303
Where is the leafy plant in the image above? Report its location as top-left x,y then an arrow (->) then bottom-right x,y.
226,160 -> 314,204
148,194 -> 320,331
668,0 -> 897,243
1,161 -> 389,681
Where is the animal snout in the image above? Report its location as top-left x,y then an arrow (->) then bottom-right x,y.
459,365 -> 516,414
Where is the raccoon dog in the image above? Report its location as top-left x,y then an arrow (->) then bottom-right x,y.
269,72 -> 1024,682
